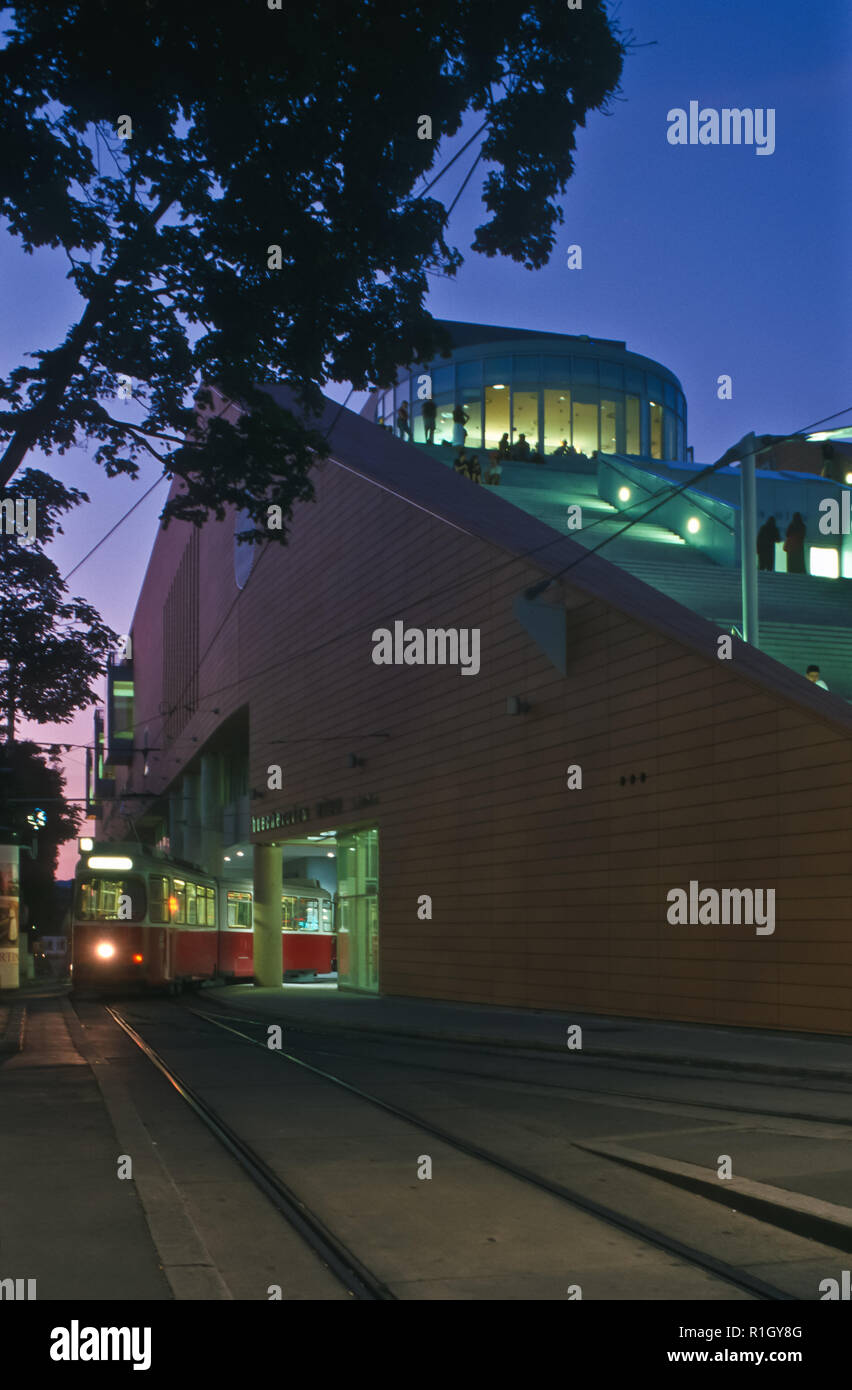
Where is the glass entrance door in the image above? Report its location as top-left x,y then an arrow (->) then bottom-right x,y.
335,827 -> 379,993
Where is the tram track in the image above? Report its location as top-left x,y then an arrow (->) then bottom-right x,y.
185,999 -> 852,1131
97,999 -> 807,1301
104,1005 -> 394,1301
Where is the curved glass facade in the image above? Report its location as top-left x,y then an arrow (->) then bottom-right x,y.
375,332 -> 687,463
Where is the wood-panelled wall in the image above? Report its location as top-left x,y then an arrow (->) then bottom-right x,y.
118,443 -> 852,1034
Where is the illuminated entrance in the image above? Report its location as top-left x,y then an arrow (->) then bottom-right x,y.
223,825 -> 379,990
336,827 -> 379,993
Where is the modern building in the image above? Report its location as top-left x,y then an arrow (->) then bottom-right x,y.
92,323 -> 852,1034
372,321 -> 688,462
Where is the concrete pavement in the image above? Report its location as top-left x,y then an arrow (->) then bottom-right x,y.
204,982 -> 852,1081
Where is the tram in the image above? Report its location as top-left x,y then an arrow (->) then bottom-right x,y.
70,843 -> 336,992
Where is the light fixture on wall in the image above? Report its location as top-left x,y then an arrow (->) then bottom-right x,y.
506,696 -> 531,716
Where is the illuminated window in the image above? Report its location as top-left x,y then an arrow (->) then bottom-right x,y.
460,384 -> 482,448
149,875 -> 169,924
172,878 -> 186,923
572,401 -> 598,456
600,400 -> 617,455
200,885 -> 216,926
626,396 -> 640,454
649,402 -> 663,460
543,389 -> 571,451
76,877 -> 146,922
809,547 -> 839,579
484,384 -> 511,449
227,891 -> 252,928
512,390 -> 538,452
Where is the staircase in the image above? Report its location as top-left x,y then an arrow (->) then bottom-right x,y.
491,467 -> 852,700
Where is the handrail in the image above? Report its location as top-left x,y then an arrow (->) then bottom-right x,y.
601,455 -> 736,535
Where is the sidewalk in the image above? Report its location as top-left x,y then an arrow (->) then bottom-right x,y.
0,979 -> 70,1051
204,983 -> 852,1082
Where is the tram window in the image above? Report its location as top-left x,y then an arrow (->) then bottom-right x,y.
282,896 -> 295,931
149,876 -> 169,924
77,876 -> 147,923
227,891 -> 252,928
172,879 -> 187,923
200,885 -> 216,926
186,881 -> 197,925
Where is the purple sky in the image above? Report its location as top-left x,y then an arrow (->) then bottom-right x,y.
2,0 -> 849,873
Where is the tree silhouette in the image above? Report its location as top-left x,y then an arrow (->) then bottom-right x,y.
0,0 -> 626,538
0,470 -> 116,742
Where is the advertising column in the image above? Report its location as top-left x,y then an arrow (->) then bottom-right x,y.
0,843 -> 20,990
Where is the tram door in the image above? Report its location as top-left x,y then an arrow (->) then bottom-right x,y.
336,828 -> 378,993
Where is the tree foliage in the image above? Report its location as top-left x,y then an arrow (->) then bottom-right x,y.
0,469 -> 116,739
0,0 -> 625,538
0,739 -> 82,935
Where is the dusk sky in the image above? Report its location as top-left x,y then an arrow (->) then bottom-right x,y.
2,0 -> 849,871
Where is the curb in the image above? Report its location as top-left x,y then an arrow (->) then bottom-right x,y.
203,992 -> 852,1083
574,1139 -> 852,1254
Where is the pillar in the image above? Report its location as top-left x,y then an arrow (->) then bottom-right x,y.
253,842 -> 282,987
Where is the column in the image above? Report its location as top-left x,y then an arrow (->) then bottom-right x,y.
253,842 -> 282,987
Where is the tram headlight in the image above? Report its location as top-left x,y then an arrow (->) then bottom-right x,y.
96,941 -> 115,960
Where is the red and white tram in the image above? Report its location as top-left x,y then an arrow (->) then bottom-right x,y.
71,843 -> 336,992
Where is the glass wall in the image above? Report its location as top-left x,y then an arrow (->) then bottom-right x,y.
664,409 -> 676,462
457,361 -> 482,449
336,827 -> 379,993
380,350 -> 687,462
512,390 -> 538,452
484,385 -> 510,450
572,400 -> 598,456
650,401 -> 663,460
543,389 -> 571,451
600,399 -> 618,455
626,396 -> 640,455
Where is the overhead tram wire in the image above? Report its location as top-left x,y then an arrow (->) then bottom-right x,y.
125,405 -> 849,739
62,473 -> 168,583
